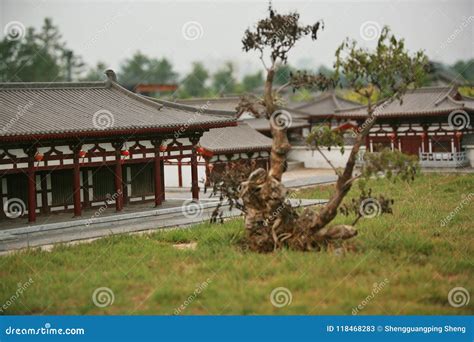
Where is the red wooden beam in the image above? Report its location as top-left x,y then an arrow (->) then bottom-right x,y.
72,146 -> 82,217
26,149 -> 36,223
189,137 -> 200,200
113,143 -> 124,212
152,141 -> 163,207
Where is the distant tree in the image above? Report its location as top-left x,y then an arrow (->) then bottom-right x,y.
0,18 -> 83,82
452,59 -> 474,83
148,58 -> 178,84
274,64 -> 293,85
82,61 -> 108,81
179,62 -> 210,97
118,51 -> 178,85
212,62 -> 237,94
242,71 -> 264,92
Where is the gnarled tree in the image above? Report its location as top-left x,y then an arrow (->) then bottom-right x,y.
213,4 -> 427,252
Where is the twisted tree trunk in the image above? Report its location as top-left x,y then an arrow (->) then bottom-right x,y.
239,70 -> 374,252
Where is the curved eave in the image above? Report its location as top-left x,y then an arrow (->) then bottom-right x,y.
206,146 -> 272,154
333,107 -> 473,120
0,121 -> 237,143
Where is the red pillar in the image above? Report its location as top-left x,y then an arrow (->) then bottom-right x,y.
113,142 -> 124,212
191,150 -> 199,200
177,159 -> 183,188
160,159 -> 165,201
152,140 -> 163,207
189,136 -> 201,200
40,175 -> 49,214
72,145 -> 82,217
26,148 -> 37,223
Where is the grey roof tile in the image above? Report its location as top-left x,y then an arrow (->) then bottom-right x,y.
0,81 -> 235,139
334,86 -> 473,118
200,122 -> 272,153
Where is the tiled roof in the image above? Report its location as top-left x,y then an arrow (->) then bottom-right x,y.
334,86 -> 474,119
145,97 -> 234,117
176,96 -> 310,120
177,96 -> 240,113
0,77 -> 235,140
293,92 -> 360,117
243,117 -> 309,132
200,122 -> 272,153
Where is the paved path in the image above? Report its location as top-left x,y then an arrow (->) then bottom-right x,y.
0,199 -> 327,253
0,168 -> 337,253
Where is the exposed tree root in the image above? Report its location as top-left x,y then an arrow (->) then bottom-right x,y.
240,167 -> 358,253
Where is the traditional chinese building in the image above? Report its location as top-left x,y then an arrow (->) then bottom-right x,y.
141,97 -> 273,187
333,87 -> 474,167
291,91 -> 360,129
175,96 -> 311,144
0,70 -> 236,223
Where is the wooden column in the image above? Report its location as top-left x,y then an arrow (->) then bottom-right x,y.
25,146 -> 37,223
204,157 -> 211,187
112,142 -> 124,212
177,159 -> 183,188
160,159 -> 165,201
71,144 -> 82,217
40,174 -> 49,214
189,135 -> 201,200
82,170 -> 90,209
152,139 -> 163,207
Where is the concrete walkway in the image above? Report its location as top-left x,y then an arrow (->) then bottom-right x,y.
0,168 -> 336,253
0,199 -> 326,253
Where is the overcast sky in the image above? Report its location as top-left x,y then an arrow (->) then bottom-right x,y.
1,0 -> 473,77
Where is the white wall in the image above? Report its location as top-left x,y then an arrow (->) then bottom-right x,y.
288,146 -> 360,169
463,145 -> 474,167
164,164 -> 206,188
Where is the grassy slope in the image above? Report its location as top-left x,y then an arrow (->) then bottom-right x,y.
0,174 -> 472,315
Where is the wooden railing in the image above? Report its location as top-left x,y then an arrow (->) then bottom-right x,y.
419,151 -> 466,162
357,151 -> 469,168
419,151 -> 469,168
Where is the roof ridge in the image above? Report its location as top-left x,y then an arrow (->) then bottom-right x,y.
293,92 -> 333,110
0,81 -> 108,90
144,95 -> 236,117
177,95 -> 242,103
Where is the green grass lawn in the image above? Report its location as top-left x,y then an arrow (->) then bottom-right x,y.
1,173 -> 473,315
